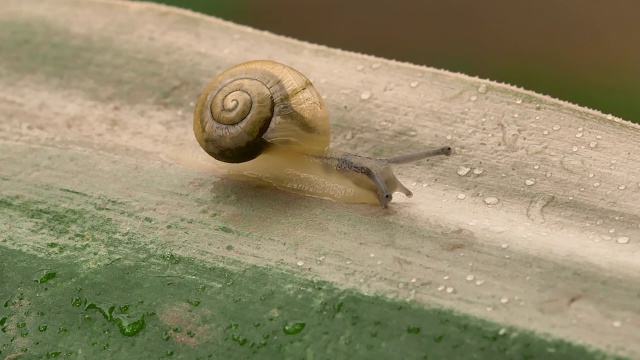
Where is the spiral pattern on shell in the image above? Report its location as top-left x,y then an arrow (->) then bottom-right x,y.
194,60 -> 331,163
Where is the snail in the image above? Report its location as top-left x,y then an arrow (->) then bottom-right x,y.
193,60 -> 451,208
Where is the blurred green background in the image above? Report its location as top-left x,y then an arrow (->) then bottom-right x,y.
138,0 -> 640,123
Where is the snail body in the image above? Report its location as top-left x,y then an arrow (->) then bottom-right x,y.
193,60 -> 451,208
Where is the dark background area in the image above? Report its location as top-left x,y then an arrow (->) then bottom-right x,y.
138,0 -> 640,123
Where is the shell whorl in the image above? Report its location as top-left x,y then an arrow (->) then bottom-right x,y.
194,60 -> 330,163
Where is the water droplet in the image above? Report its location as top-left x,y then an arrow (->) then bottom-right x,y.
475,280 -> 485,286
446,134 -> 453,140
283,321 -> 306,335
443,275 -> 450,280
606,114 -> 613,120
575,132 -> 583,138
501,244 -> 509,249
483,197 -> 499,205
552,125 -> 561,131
409,81 -> 419,88
601,235 -> 611,241
500,297 -> 509,304
593,182 -> 601,187
371,63 -> 381,69
618,185 -> 626,190
437,285 -> 445,291
498,328 -> 508,336
470,95 -> 478,101
533,165 -> 540,169
360,91 -> 372,100
446,287 -> 455,294
525,179 -> 536,186
515,98 -> 523,104
616,236 -> 630,244
457,166 -> 471,176
477,84 -> 487,94
572,146 -> 578,152
457,194 -> 466,200
370,253 -> 375,257
466,275 -> 475,281
612,320 -> 622,328
542,130 -> 549,135
296,261 -> 304,266
473,168 -> 484,175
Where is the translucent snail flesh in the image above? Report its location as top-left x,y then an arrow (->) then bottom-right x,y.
193,60 -> 451,208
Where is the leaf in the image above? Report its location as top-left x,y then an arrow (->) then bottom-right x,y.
0,0 -> 638,357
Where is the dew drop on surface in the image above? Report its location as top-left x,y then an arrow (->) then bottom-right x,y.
437,285 -> 445,291
283,321 -> 306,335
612,321 -> 622,328
601,235 -> 611,241
575,132 -> 583,138
470,95 -> 478,101
501,244 -> 509,249
370,253 -> 375,257
609,228 -> 615,234
466,275 -> 475,281
457,166 -> 471,176
473,168 -> 484,175
525,179 -> 536,186
443,275 -> 450,280
446,134 -> 453,140
477,84 -> 488,94
360,91 -> 372,100
617,236 -> 630,244
543,130 -> 549,135
607,114 -> 613,120
457,194 -> 466,200
552,125 -> 561,131
618,185 -> 626,190
483,197 -> 499,205
572,146 -> 578,152
371,63 -> 381,69
296,261 -> 304,266
409,81 -> 419,88
515,98 -> 523,104
500,297 -> 509,304
446,287 -> 455,294
589,141 -> 598,148
475,280 -> 485,286
593,182 -> 601,187
533,165 -> 540,170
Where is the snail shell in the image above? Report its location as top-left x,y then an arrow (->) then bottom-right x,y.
194,60 -> 330,163
193,60 -> 451,208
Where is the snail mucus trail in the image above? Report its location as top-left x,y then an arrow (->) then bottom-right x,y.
193,60 -> 452,208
